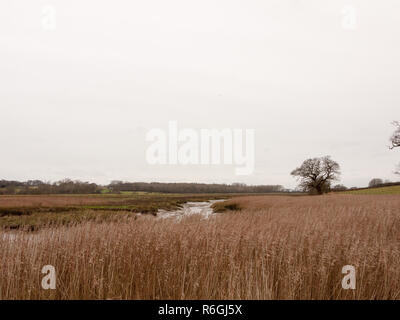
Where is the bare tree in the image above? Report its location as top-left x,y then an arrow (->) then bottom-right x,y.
390,121 -> 400,149
390,121 -> 400,174
291,156 -> 341,195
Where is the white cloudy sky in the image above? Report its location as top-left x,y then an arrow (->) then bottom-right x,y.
0,0 -> 399,188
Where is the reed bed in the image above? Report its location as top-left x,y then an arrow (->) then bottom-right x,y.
1,194 -> 399,299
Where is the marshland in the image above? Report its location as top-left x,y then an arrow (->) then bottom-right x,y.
1,190 -> 400,299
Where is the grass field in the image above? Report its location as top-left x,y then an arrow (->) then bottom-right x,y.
0,193 -> 400,299
342,185 -> 400,195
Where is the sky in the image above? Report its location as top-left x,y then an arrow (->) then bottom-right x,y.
0,0 -> 399,189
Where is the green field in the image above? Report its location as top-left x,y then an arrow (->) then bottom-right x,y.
342,185 -> 400,195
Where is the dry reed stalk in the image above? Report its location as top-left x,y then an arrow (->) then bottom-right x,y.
0,194 -> 399,300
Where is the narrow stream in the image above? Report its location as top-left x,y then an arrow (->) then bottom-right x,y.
157,199 -> 225,220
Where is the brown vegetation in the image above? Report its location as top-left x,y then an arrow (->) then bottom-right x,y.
0,193 -> 229,229
1,194 -> 400,299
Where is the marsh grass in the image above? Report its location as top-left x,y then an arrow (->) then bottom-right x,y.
0,194 -> 400,299
0,193 -> 228,229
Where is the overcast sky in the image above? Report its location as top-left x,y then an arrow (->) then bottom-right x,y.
1,0 -> 399,188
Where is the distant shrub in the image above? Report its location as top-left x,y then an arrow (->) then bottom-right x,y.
368,178 -> 384,188
332,184 -> 348,192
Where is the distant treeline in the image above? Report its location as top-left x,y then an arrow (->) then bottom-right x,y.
0,179 -> 287,195
108,182 -> 286,194
346,181 -> 400,192
0,179 -> 99,195
330,180 -> 400,193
